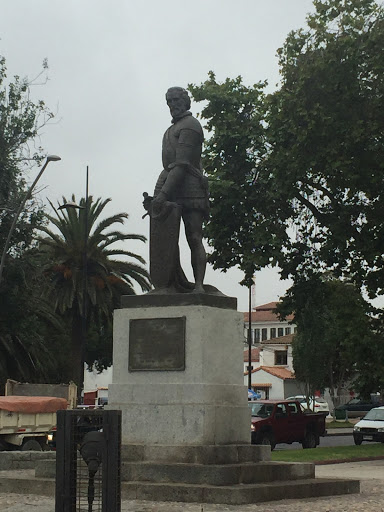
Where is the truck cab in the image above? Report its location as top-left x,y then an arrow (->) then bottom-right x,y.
249,399 -> 327,450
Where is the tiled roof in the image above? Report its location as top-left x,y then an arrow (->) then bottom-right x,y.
254,302 -> 279,311
253,366 -> 295,380
243,347 -> 260,362
244,302 -> 294,323
261,333 -> 294,345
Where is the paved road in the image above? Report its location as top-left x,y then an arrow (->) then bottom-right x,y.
320,432 -> 356,447
0,460 -> 384,512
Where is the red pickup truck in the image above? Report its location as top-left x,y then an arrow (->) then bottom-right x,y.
249,399 -> 327,450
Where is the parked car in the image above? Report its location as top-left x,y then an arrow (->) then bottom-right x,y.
249,399 -> 327,450
286,395 -> 330,415
353,406 -> 384,445
335,398 -> 384,419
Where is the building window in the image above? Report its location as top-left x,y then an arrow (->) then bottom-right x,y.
278,328 -> 284,337
285,327 -> 291,335
275,350 -> 288,365
262,328 -> 267,341
270,328 -> 276,339
254,329 -> 260,343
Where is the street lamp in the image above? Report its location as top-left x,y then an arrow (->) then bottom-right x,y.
58,166 -> 89,404
247,281 -> 253,391
0,155 -> 61,285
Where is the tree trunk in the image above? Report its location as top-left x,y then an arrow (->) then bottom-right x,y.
71,311 -> 83,398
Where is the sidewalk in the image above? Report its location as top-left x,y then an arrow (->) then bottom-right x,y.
0,461 -> 383,512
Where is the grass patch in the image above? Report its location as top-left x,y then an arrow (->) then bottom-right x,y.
271,443 -> 384,463
326,420 -> 354,428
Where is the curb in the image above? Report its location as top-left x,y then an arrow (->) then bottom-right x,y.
315,455 -> 384,465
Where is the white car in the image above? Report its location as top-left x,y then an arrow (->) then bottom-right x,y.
286,396 -> 330,415
353,406 -> 384,445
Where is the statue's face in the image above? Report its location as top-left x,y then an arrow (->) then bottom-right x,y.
166,90 -> 187,118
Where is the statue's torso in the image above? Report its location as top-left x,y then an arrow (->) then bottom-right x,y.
162,114 -> 206,199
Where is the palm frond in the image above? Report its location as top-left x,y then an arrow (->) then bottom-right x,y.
98,233 -> 147,250
92,213 -> 128,239
103,249 -> 146,264
38,195 -> 150,317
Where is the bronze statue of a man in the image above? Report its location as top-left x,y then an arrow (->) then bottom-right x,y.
144,87 -> 209,293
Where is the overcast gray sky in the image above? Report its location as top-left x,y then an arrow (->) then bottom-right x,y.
1,0 -> 316,311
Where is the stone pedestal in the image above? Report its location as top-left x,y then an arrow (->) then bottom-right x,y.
108,294 -> 250,447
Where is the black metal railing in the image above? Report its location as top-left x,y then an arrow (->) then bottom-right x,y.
55,409 -> 121,512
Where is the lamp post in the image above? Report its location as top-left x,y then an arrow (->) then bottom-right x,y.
247,281 -> 252,390
0,155 -> 61,285
59,166 -> 89,404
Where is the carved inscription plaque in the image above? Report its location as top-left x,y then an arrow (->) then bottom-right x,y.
128,317 -> 186,371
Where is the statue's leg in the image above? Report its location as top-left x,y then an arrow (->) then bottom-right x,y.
182,209 -> 206,293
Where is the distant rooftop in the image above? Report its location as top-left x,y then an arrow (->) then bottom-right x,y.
261,333 -> 294,345
243,347 -> 260,362
252,366 -> 295,380
254,302 -> 279,311
244,302 -> 294,323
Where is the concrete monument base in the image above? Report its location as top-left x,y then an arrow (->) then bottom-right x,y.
108,294 -> 250,447
101,294 -> 360,504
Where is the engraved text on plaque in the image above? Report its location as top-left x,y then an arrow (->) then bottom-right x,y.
128,316 -> 186,371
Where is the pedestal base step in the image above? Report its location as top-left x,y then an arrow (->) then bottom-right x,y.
121,478 -> 360,505
35,458 -> 311,485
0,472 -> 360,505
121,460 -> 315,485
0,471 -> 55,497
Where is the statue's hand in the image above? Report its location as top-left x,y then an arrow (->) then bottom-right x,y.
142,192 -> 153,212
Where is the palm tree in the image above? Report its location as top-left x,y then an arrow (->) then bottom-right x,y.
0,253 -> 66,390
38,195 -> 151,388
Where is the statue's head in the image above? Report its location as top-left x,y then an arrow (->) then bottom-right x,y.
166,87 -> 191,118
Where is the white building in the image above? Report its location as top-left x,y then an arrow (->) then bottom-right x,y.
244,302 -> 296,344
259,333 -> 294,369
244,303 -> 302,399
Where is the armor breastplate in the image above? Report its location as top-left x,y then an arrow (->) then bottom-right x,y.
162,114 -> 206,199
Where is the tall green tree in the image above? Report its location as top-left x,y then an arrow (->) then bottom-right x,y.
0,255 -> 57,390
190,0 -> 384,299
0,55 -> 53,254
352,314 -> 384,398
38,196 -> 151,386
278,277 -> 376,405
0,55 -> 58,389
267,0 -> 384,296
